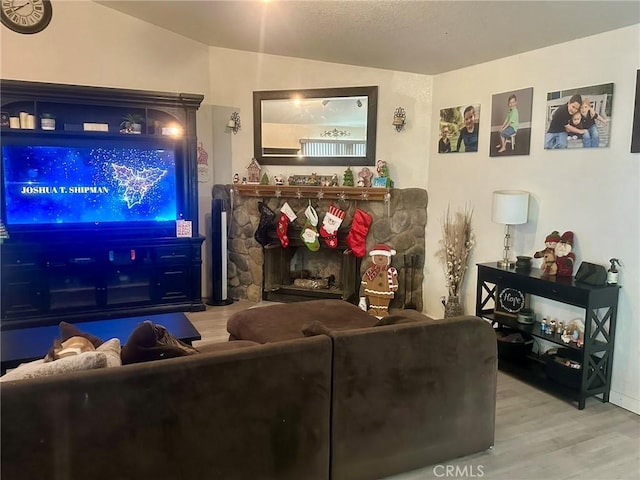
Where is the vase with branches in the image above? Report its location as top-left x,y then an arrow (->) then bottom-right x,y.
436,205 -> 475,317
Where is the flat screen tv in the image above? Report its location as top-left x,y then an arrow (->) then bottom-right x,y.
1,136 -> 183,238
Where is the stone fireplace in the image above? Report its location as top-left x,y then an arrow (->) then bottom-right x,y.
212,185 -> 427,310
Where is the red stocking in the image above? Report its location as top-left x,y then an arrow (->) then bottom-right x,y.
277,202 -> 297,248
346,208 -> 372,258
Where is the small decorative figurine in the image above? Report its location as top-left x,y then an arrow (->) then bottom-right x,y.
246,157 -> 261,184
358,167 -> 373,187
534,230 -> 560,276
329,173 -> 339,187
343,167 -> 355,187
554,231 -> 575,277
358,244 -> 399,318
260,172 -> 270,185
273,174 -> 285,186
233,173 -> 240,184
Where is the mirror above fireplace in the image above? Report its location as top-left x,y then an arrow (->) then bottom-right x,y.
253,86 -> 378,166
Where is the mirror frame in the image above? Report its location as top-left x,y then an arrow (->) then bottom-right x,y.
253,85 -> 378,166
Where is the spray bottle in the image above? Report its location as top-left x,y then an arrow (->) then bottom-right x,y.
607,258 -> 621,285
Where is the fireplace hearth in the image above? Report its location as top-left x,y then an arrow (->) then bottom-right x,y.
263,226 -> 359,303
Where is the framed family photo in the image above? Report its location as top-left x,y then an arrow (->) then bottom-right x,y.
438,104 -> 481,153
544,83 -> 613,150
489,87 -> 533,157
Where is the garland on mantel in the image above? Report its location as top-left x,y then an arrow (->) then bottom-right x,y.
235,185 -> 391,202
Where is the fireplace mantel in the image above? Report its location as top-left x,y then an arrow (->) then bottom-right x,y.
235,185 -> 390,201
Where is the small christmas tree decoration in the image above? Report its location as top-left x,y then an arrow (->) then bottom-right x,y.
343,167 -> 354,187
260,173 -> 270,185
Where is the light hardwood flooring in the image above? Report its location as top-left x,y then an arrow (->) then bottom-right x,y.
186,302 -> 640,480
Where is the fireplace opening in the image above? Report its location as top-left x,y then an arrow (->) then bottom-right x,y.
263,227 -> 360,303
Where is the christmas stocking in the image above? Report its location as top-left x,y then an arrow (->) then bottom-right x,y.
277,202 -> 297,248
346,208 -> 372,257
300,203 -> 320,251
319,204 -> 345,248
254,201 -> 275,246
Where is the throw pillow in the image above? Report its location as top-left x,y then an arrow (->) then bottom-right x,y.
59,321 -> 104,347
50,336 -> 96,360
44,321 -> 105,362
0,351 -> 107,382
96,338 -> 122,368
121,321 -> 199,365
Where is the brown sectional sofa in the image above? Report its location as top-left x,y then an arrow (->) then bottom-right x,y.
1,300 -> 497,480
228,300 -> 498,480
1,336 -> 333,480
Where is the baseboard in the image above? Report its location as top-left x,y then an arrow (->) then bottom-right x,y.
609,390 -> 640,415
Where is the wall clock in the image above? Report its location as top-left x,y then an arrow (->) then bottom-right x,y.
1,0 -> 52,34
496,287 -> 527,317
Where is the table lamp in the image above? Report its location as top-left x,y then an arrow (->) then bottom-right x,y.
492,190 -> 529,268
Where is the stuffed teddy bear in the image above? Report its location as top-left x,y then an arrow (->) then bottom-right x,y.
534,230 -> 561,276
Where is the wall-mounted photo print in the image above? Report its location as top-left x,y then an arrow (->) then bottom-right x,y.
489,87 -> 533,157
438,104 -> 481,153
544,83 -> 613,149
632,70 -> 640,153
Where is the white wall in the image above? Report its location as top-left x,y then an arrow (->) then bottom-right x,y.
205,46 -> 432,188
428,25 -> 640,414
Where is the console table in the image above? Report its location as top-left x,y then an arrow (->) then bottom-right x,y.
475,262 -> 619,409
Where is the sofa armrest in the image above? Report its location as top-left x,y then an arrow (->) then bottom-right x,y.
329,316 -> 497,480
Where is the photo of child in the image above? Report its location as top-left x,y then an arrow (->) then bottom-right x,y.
438,103 -> 481,154
544,83 -> 613,149
489,87 -> 533,157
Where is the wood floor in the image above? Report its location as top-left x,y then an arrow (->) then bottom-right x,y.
186,301 -> 640,480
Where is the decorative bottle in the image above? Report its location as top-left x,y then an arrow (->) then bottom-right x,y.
607,258 -> 621,285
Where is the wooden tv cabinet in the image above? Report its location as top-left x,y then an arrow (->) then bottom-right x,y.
1,236 -> 206,329
0,80 -> 206,329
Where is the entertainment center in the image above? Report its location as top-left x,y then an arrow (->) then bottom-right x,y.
1,80 -> 206,328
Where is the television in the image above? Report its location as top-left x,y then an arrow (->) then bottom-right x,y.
1,136 -> 183,239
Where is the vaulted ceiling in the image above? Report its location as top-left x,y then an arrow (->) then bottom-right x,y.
97,1 -> 640,75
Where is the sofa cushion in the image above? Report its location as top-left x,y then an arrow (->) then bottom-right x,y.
196,340 -> 259,354
121,321 -> 199,365
227,299 -> 378,343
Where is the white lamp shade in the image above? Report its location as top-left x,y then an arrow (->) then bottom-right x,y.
492,190 -> 529,225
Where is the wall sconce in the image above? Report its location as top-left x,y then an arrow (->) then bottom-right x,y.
492,190 -> 530,268
393,107 -> 406,132
227,112 -> 241,135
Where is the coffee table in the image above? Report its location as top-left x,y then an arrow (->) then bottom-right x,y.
1,312 -> 201,374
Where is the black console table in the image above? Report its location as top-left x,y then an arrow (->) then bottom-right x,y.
475,262 -> 619,409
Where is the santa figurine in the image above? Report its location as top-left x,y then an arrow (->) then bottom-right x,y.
555,231 -> 576,277
358,244 -> 399,318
